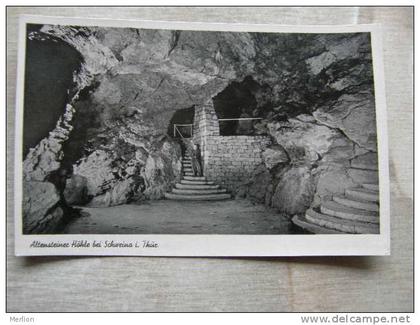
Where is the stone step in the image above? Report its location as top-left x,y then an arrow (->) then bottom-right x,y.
351,153 -> 378,170
176,183 -> 220,190
292,215 -> 346,234
347,168 -> 379,184
183,176 -> 206,181
165,192 -> 231,201
172,188 -> 227,195
345,188 -> 379,203
180,179 -> 215,185
333,195 -> 379,212
182,162 -> 192,166
350,162 -> 378,171
362,183 -> 379,191
321,200 -> 379,224
184,172 -> 195,176
183,167 -> 193,172
306,209 -> 379,234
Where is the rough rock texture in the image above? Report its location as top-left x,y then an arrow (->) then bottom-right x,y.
311,165 -> 357,206
142,140 -> 183,200
71,137 -> 182,206
242,112 -> 376,215
30,26 -> 257,207
241,164 -> 273,204
262,145 -> 289,170
22,26 -> 378,226
313,92 -> 377,151
268,115 -> 341,164
63,175 -> 88,205
272,166 -> 315,215
351,151 -> 378,168
22,181 -> 63,234
236,33 -> 377,216
23,104 -> 76,181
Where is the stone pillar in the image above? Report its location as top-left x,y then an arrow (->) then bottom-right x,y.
192,101 -> 220,176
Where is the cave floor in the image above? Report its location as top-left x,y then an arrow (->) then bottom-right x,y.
62,199 -> 293,234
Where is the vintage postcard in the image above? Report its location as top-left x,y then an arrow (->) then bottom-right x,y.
14,15 -> 390,256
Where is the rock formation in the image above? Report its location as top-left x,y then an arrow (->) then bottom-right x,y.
21,25 -> 377,233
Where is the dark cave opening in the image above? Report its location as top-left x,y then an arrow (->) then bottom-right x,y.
23,24 -> 84,157
167,106 -> 195,138
212,76 -> 269,136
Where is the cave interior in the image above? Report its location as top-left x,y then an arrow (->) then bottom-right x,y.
21,25 -> 379,235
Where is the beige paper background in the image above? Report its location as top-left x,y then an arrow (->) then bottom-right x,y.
6,7 -> 413,312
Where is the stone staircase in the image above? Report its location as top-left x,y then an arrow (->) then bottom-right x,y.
165,154 -> 231,201
292,156 -> 380,234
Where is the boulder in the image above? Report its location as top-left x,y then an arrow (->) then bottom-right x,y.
246,165 -> 273,203
68,136 -> 181,206
262,145 -> 289,170
87,178 -> 136,207
73,149 -> 115,197
141,144 -> 182,200
22,181 -> 64,234
272,166 -> 315,215
63,174 -> 88,205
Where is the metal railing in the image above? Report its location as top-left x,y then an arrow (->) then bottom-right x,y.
218,117 -> 263,122
173,124 -> 193,138
218,117 -> 264,136
173,118 -> 263,138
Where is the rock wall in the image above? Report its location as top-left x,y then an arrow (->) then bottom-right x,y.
68,136 -> 182,207
240,113 -> 377,216
22,181 -> 63,234
21,29 -> 94,233
233,33 -> 378,218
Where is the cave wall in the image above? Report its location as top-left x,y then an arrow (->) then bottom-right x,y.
250,32 -> 378,216
23,24 -> 83,156
21,24 -> 378,231
223,33 -> 378,217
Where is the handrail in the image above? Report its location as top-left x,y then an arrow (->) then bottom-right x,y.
173,123 -> 193,138
218,117 -> 263,121
175,126 -> 184,138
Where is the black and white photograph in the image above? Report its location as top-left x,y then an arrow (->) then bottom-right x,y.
6,5 -> 415,315
13,16 -> 390,256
